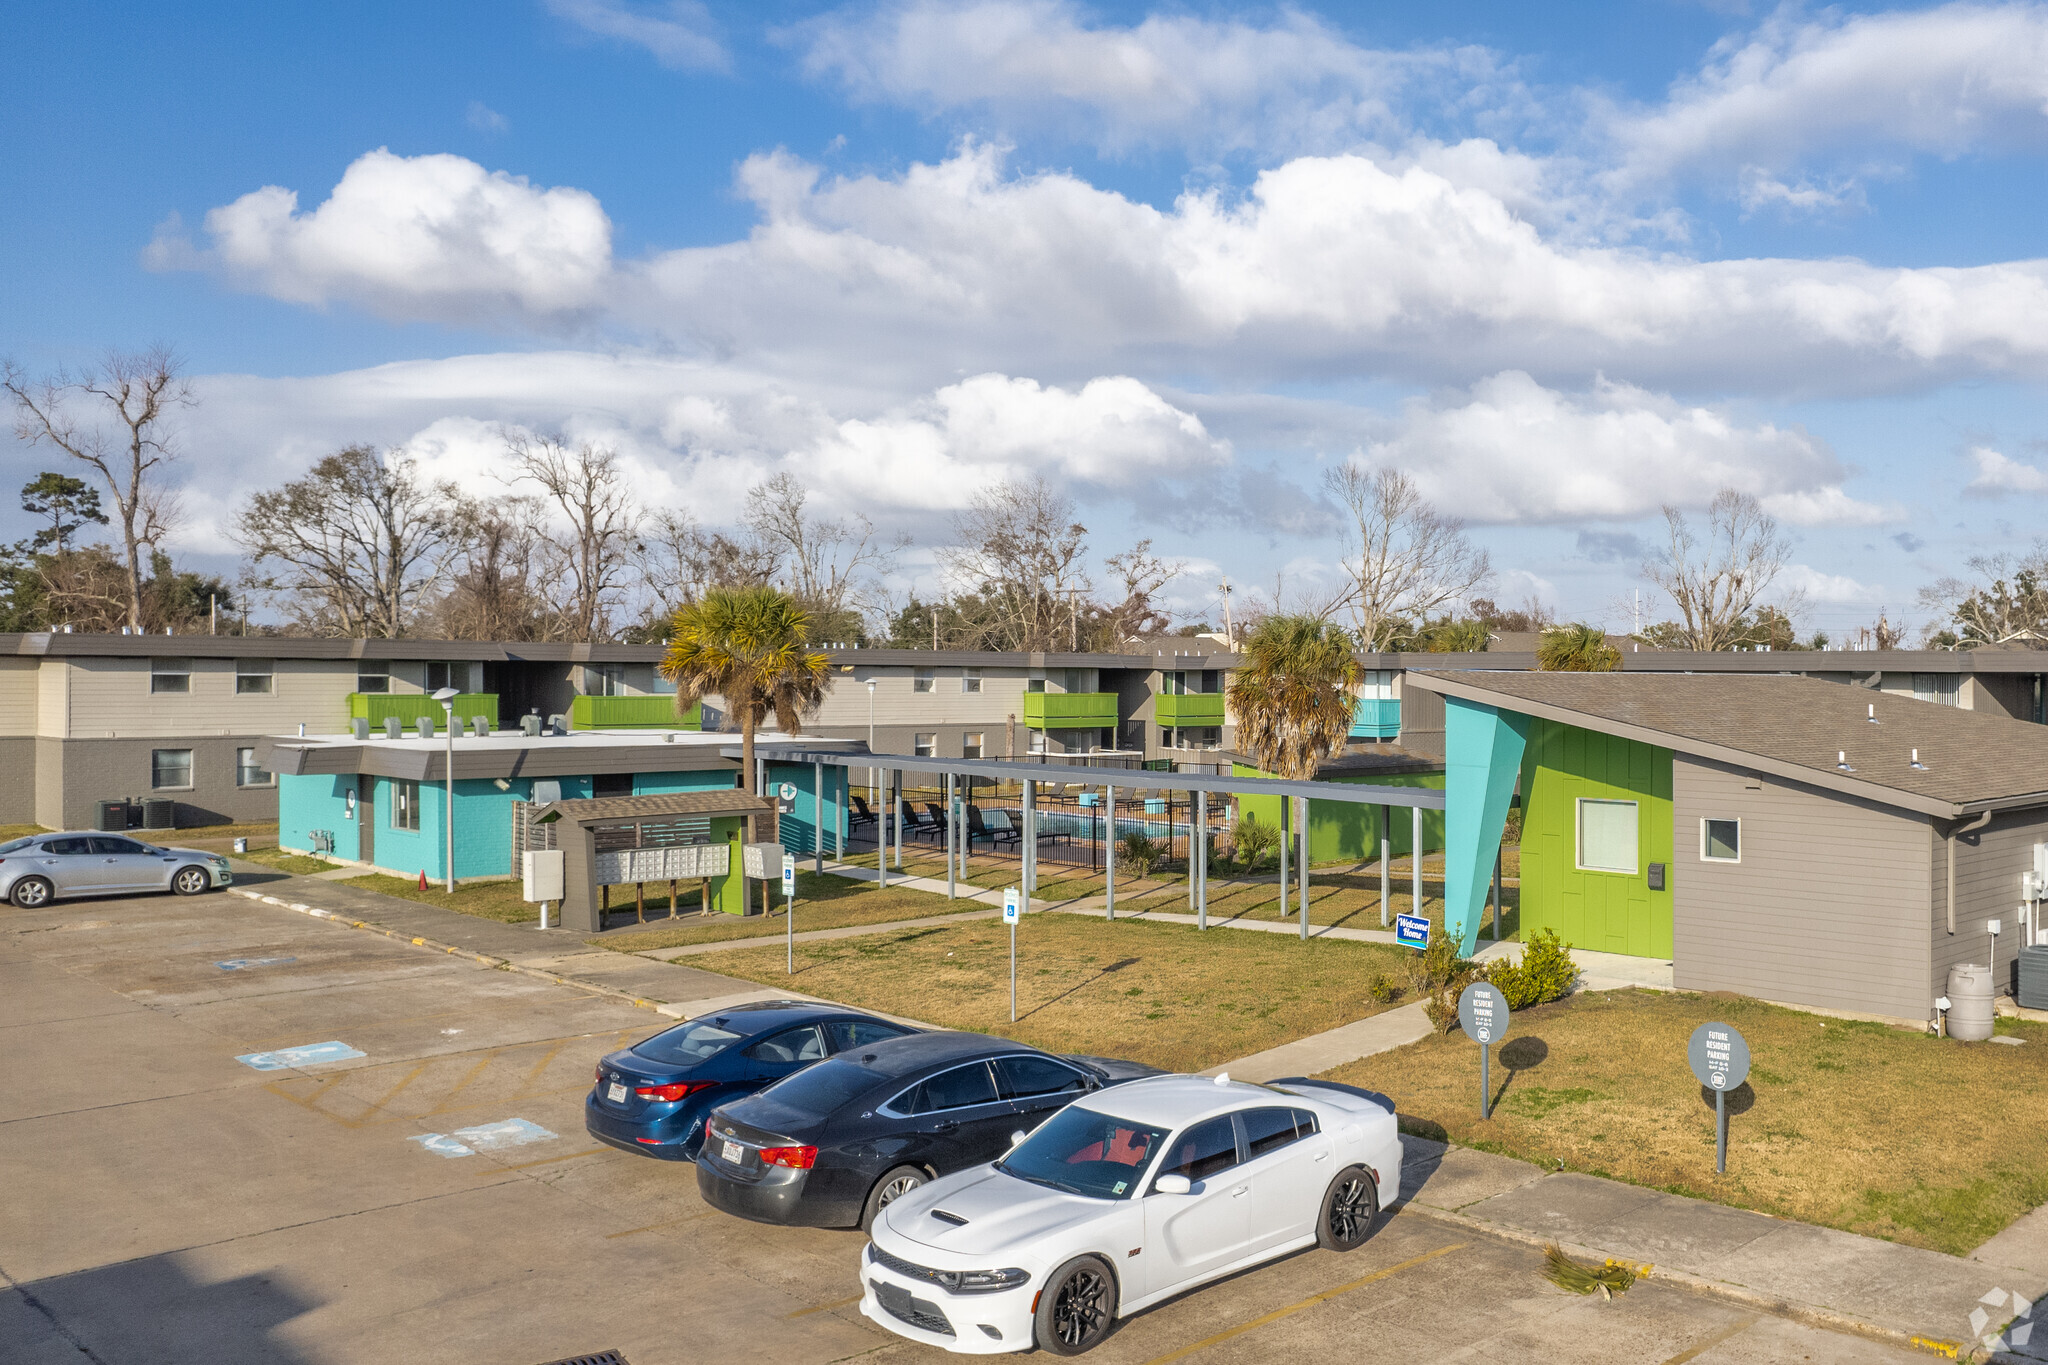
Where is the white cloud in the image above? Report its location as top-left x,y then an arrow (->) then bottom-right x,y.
1609,2 -> 2048,193
146,149 -> 613,325
466,101 -> 509,134
786,0 -> 1515,158
546,0 -> 727,72
1963,443 -> 2048,494
1780,563 -> 1878,604
1363,371 -> 1878,525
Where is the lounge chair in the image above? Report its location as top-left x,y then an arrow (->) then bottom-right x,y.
919,802 -> 951,840
968,806 -> 1020,850
848,795 -> 876,831
900,803 -> 942,842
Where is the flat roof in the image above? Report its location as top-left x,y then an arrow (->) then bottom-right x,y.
257,729 -> 865,783
1407,670 -> 2048,817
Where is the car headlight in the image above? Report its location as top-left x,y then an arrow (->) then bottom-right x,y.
939,1268 -> 1030,1294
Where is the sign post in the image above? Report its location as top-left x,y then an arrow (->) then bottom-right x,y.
1004,887 -> 1021,1022
1458,981 -> 1511,1119
783,853 -> 797,975
1687,1021 -> 1751,1174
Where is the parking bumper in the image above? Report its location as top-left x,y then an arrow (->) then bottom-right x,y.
859,1258 -> 1035,1354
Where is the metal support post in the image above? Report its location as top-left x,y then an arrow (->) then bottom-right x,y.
945,773 -> 956,900
1411,805 -> 1423,920
1104,784 -> 1116,921
813,761 -> 825,874
1380,827 -> 1392,928
1188,790 -> 1198,914
1196,788 -> 1208,930
1481,1041 -> 1492,1120
1279,792 -> 1290,923
1298,795 -> 1310,941
1715,1089 -> 1727,1174
893,768 -> 903,872
1023,779 -> 1036,901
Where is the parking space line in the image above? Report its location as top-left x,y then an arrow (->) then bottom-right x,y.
357,1063 -> 429,1121
785,1292 -> 864,1319
523,1039 -> 568,1084
1657,1315 -> 1761,1364
420,1054 -> 495,1117
1138,1243 -> 1465,1365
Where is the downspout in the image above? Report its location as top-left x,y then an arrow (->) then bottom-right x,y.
1948,810 -> 1994,934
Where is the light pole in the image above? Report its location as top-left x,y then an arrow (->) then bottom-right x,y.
866,678 -> 877,812
433,686 -> 459,894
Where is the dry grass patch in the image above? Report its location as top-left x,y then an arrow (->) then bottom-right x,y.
1328,987 -> 2048,1255
688,913 -> 1417,1073
236,850 -> 335,876
351,874 -> 541,924
595,873 -> 992,952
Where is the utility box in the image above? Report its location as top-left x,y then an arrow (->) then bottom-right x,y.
742,842 -> 785,880
2021,946 -> 2048,1010
522,849 -> 565,903
97,800 -> 132,832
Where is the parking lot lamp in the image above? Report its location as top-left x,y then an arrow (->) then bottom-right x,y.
433,686 -> 460,893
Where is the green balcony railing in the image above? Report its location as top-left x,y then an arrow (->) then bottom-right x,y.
348,692 -> 499,730
1022,691 -> 1120,730
571,694 -> 702,730
1154,692 -> 1225,728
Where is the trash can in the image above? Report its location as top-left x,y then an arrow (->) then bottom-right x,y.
2019,946 -> 2048,1011
1948,962 -> 1996,1041
98,800 -> 130,832
141,798 -> 177,831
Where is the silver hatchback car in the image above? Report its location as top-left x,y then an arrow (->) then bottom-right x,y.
0,832 -> 233,907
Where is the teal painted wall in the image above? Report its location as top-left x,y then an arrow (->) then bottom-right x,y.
1518,719 -> 1675,958
1232,764 -> 1444,864
278,773 -> 359,861
767,761 -> 849,856
633,771 -> 735,797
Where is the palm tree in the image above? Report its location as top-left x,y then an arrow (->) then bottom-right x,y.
660,587 -> 832,825
1227,615 -> 1362,781
1538,623 -> 1621,671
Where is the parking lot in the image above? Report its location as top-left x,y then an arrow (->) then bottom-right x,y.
3,879 -> 1935,1365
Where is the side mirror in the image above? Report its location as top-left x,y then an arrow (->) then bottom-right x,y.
1008,1130 -> 1027,1150
1153,1174 -> 1192,1196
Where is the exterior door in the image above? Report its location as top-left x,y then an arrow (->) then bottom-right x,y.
1237,1106 -> 1330,1252
1143,1115 -> 1249,1294
357,780 -> 374,864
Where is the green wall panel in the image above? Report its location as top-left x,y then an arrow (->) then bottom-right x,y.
1231,764 -> 1444,864
1518,719 -> 1673,958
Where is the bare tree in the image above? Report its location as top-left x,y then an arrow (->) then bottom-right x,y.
430,495 -> 554,640
743,471 -> 906,635
235,445 -> 459,637
1917,548 -> 2048,649
1641,489 -> 1795,651
939,476 -> 1092,651
5,348 -> 192,630
635,508 -> 780,625
505,432 -> 640,642
1324,464 -> 1492,651
1083,539 -> 1185,648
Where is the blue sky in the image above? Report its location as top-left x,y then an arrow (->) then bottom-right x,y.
7,0 -> 2048,639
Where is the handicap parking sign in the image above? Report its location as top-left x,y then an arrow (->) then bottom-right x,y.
1395,914 -> 1431,950
1003,887 -> 1021,925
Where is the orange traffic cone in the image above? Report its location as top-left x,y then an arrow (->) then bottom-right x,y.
418,870 -> 427,891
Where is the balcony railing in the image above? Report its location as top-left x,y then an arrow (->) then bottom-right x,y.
1350,697 -> 1400,739
571,694 -> 702,729
1155,693 -> 1225,728
348,692 -> 498,729
1022,691 -> 1120,730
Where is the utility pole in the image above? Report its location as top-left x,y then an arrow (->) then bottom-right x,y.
1219,579 -> 1234,648
932,609 -> 939,651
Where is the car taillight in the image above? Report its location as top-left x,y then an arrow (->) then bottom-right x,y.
595,1063 -> 605,1084
634,1081 -> 716,1102
759,1145 -> 817,1169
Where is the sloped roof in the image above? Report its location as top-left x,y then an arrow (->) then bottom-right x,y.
1406,669 -> 2048,817
530,791 -> 770,823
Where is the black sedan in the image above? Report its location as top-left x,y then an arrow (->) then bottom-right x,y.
695,1031 -> 1162,1230
586,1000 -> 917,1161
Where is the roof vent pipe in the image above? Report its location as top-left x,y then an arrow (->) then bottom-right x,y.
1911,749 -> 1926,770
1868,703 -> 1878,723
1837,750 -> 1854,771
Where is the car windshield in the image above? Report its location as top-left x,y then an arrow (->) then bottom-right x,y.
632,1019 -> 745,1067
997,1105 -> 1168,1200
756,1057 -> 887,1117
0,837 -> 35,855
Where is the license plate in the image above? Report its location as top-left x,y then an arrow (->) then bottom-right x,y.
722,1139 -> 744,1164
607,1082 -> 627,1103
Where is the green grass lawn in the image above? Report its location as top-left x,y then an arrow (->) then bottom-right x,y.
349,875 -> 542,924
235,850 -> 336,876
594,872 -> 993,952
686,912 -> 1418,1073
1327,987 -> 2048,1255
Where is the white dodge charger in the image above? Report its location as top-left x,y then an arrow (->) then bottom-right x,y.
859,1072 -> 1403,1355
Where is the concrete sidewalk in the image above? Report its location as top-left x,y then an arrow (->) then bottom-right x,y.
1393,1137 -> 2047,1360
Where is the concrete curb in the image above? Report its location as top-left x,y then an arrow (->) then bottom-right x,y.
228,887 -> 675,1017
1391,1198 -> 1969,1361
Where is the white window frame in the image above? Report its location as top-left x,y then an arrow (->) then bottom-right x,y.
151,748 -> 193,790
962,732 -> 984,759
150,658 -> 190,695
235,659 -> 274,695
356,662 -> 390,695
392,779 -> 421,831
961,668 -> 982,694
1700,817 -> 1741,864
913,732 -> 937,758
236,747 -> 274,788
1575,798 -> 1639,875
913,669 -> 935,694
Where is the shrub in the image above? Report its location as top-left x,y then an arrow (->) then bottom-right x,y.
1368,973 -> 1401,1004
1119,831 -> 1165,879
1406,930 -> 1480,1034
1229,813 -> 1280,870
1484,928 -> 1577,1009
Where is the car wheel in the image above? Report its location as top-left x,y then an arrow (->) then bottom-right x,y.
1034,1254 -> 1116,1356
172,866 -> 212,896
10,877 -> 52,909
1316,1164 -> 1380,1251
859,1165 -> 928,1231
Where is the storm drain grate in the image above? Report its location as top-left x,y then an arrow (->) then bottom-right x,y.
535,1353 -> 628,1365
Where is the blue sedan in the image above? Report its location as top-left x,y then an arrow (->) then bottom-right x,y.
587,1000 -> 918,1161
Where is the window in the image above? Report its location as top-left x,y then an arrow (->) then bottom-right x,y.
391,779 -> 421,831
760,1057 -> 889,1119
150,658 -> 190,695
1026,676 -> 1046,692
914,732 -> 936,758
994,1055 -> 1089,1101
913,669 -> 935,694
1358,669 -> 1396,700
41,837 -> 92,854
962,668 -> 982,694
1913,673 -> 1960,707
236,747 -> 273,788
902,1062 -> 998,1113
592,773 -> 634,798
356,662 -> 390,694
1701,818 -> 1741,863
823,1019 -> 908,1052
1062,669 -> 1087,692
1165,670 -> 1187,695
998,1107 -> 1166,1200
586,663 -> 622,697
1577,798 -> 1638,874
1164,1115 -> 1240,1182
1242,1107 -> 1318,1159
151,749 -> 193,789
91,837 -> 150,855
1028,729 -> 1047,754
962,732 -> 984,759
744,1026 -> 828,1065
235,659 -> 273,695
633,1018 -> 743,1066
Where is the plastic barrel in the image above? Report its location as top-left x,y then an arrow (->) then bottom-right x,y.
1948,962 -> 1996,1041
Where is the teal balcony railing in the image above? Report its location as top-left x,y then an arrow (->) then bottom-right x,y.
1350,697 -> 1400,739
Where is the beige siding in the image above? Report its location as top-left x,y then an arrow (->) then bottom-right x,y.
0,659 -> 37,737
56,655 -> 358,738
1672,755 -> 1933,1021
812,666 -> 1035,730
1944,806 -> 2048,1001
37,660 -> 69,737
